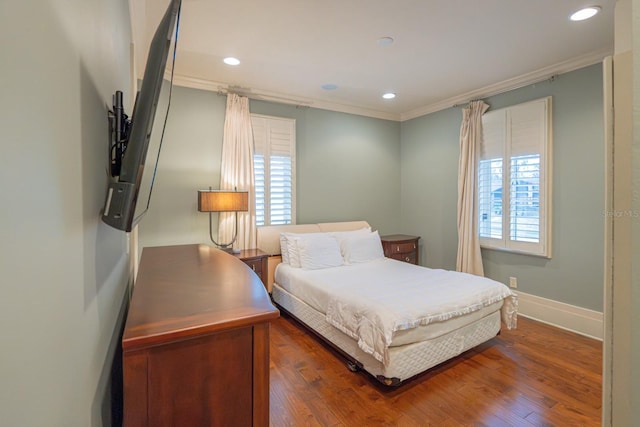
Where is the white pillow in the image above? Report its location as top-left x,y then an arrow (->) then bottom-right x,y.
280,228 -> 371,267
341,230 -> 385,264
280,232 -> 303,267
329,228 -> 372,256
295,234 -> 344,270
279,235 -> 290,265
329,227 -> 372,242
281,232 -> 328,268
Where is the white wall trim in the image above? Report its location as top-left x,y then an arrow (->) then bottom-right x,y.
516,291 -> 603,341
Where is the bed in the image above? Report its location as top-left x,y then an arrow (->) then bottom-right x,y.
257,221 -> 517,386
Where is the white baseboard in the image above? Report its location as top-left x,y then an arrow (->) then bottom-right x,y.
515,291 -> 603,341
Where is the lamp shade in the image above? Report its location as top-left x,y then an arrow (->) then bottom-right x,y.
198,190 -> 249,212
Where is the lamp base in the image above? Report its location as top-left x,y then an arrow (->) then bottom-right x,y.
206,210 -> 242,255
217,246 -> 240,254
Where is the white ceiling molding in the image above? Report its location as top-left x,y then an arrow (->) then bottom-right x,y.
168,47 -> 611,123
305,99 -> 401,121
171,74 -> 313,106
400,47 -> 613,121
171,73 -> 402,121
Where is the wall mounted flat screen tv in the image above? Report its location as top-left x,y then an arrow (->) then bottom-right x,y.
101,0 -> 181,232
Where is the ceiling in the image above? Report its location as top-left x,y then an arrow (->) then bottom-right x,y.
133,0 -> 615,121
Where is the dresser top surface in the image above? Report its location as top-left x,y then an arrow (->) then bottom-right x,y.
123,244 -> 279,351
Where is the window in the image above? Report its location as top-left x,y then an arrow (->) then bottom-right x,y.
478,97 -> 552,257
251,114 -> 296,226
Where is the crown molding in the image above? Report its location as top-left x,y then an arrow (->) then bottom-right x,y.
168,47 -> 611,123
170,74 -> 402,121
302,99 -> 401,121
400,47 -> 612,121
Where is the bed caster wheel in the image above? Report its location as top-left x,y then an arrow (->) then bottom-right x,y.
347,361 -> 359,372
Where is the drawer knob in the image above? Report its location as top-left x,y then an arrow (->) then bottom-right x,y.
405,256 -> 410,262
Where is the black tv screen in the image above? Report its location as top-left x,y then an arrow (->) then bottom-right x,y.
102,0 -> 181,232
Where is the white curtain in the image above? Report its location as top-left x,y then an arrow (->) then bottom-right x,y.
456,100 -> 489,276
219,93 -> 257,250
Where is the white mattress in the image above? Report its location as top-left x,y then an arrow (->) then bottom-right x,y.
275,258 -> 515,360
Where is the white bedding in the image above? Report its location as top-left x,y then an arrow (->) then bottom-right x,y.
275,258 -> 517,365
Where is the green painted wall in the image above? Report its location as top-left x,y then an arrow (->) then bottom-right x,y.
139,94 -> 401,251
1,0 -> 132,425
400,64 -> 605,311
400,107 -> 462,269
139,86 -> 227,249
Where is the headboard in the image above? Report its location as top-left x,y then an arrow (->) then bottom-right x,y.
256,220 -> 370,292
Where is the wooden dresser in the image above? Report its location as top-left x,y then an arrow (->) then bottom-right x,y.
122,244 -> 279,427
380,234 -> 420,265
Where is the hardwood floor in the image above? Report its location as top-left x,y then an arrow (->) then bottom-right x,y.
269,314 -> 602,426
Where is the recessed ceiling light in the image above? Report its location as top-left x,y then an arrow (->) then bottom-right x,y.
570,6 -> 601,21
382,92 -> 396,100
321,83 -> 338,90
377,37 -> 394,46
223,57 -> 240,66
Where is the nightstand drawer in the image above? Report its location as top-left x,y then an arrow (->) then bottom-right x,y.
389,241 -> 417,255
233,249 -> 269,288
243,258 -> 263,275
390,252 -> 417,264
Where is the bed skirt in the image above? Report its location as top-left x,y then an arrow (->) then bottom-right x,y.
272,283 -> 502,386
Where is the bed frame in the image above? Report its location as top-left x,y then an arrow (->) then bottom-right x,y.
257,221 -> 503,386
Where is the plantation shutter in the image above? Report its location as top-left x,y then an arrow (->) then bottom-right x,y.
510,101 -> 546,157
251,114 -> 296,226
252,117 -> 267,225
479,110 -> 506,240
478,97 -> 551,257
480,111 -> 505,159
508,100 -> 546,245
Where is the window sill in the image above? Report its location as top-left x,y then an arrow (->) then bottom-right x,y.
480,244 -> 552,259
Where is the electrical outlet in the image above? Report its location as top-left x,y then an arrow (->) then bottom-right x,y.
509,276 -> 518,288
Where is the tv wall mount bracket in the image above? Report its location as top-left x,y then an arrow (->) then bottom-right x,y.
107,90 -> 132,178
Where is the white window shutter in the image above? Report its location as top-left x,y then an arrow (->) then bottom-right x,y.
479,110 -> 506,242
251,114 -> 296,227
480,110 -> 506,160
478,97 -> 551,257
509,100 -> 546,157
252,116 -> 267,225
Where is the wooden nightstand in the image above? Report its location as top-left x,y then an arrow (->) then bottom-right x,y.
233,249 -> 269,287
380,234 -> 420,265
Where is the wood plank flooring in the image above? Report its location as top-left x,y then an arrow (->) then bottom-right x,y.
269,314 -> 602,426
